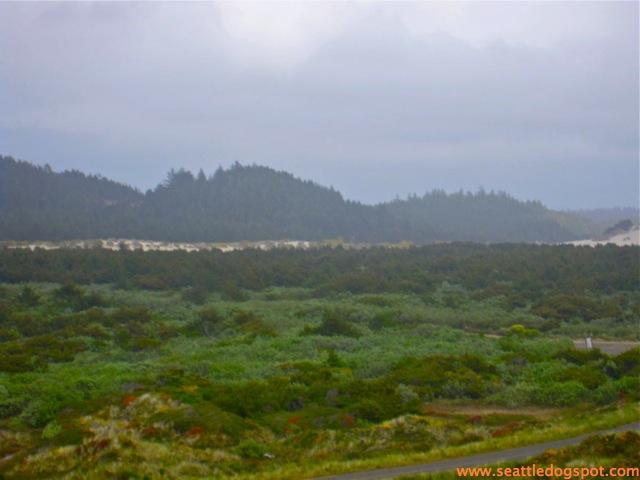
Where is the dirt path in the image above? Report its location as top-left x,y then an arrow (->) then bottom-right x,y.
309,422 -> 640,480
573,340 -> 639,355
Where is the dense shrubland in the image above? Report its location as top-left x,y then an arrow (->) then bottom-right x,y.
1,243 -> 637,306
0,244 -> 637,478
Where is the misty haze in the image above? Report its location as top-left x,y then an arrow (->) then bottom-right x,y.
1,2 -> 638,209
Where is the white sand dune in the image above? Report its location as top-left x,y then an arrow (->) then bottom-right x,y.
4,227 -> 639,251
1,238 -> 314,252
565,225 -> 640,247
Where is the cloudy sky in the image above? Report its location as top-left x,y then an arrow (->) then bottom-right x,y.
1,1 -> 638,209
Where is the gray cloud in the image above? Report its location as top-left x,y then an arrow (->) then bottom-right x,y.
0,1 -> 637,209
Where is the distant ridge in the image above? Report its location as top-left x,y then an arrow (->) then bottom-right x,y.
0,154 -> 606,244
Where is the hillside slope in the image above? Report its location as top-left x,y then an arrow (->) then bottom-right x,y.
385,190 -> 582,243
136,163 -> 403,242
0,155 -> 143,240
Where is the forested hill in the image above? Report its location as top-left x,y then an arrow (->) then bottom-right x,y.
0,155 -> 144,240
0,155 -> 603,243
384,191 -> 598,243
137,163 -> 403,242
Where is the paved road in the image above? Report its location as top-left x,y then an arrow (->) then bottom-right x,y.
309,421 -> 640,480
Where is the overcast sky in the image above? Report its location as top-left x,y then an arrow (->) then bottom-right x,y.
1,1 -> 638,209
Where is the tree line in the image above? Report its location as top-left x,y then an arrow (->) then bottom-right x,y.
0,155 -> 609,243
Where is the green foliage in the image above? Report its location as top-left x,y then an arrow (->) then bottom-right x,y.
368,310 -> 398,331
53,282 -> 107,311
112,306 -> 154,324
234,439 -> 271,459
531,295 -> 623,322
352,398 -> 386,422
1,245 -> 637,336
532,381 -> 590,407
561,365 -> 608,390
613,347 -> 640,378
0,328 -> 19,342
17,285 -> 40,307
507,323 -> 540,338
0,245 -> 636,480
387,354 -> 498,401
395,383 -> 419,405
221,283 -> 249,301
0,334 -> 85,373
554,347 -> 607,365
302,310 -> 361,338
41,420 -> 62,439
184,307 -> 225,337
181,285 -> 209,305
324,349 -> 348,368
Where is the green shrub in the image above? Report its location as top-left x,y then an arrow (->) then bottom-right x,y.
17,285 -> 40,307
324,349 -> 348,368
112,306 -> 154,324
181,285 -> 209,305
184,307 -> 225,337
553,347 -> 607,365
0,328 -> 19,342
129,337 -> 161,351
533,380 -> 589,406
352,398 -> 386,422
560,365 -> 608,390
234,439 -> 270,459
613,347 -> 640,377
507,324 -> 540,338
41,420 -> 62,439
369,310 -> 398,331
301,310 -> 361,338
395,383 -> 419,405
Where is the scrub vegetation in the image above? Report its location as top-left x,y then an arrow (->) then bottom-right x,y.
0,244 -> 637,478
